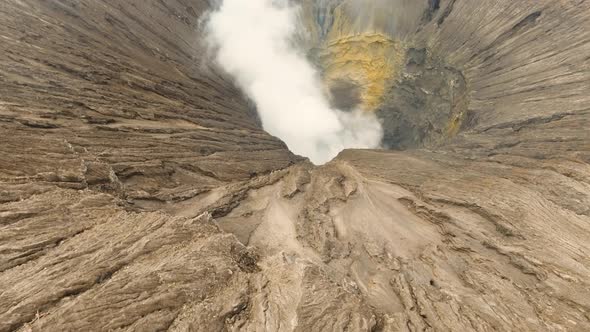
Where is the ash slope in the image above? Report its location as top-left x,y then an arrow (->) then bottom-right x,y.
1,1 -> 589,332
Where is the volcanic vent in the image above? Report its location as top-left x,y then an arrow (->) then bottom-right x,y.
206,0 -> 475,162
299,0 -> 471,151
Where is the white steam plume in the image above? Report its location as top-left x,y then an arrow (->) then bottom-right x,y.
205,0 -> 383,164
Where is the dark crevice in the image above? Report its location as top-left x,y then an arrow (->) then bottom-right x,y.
479,112 -> 575,133
427,197 -> 521,238
513,11 -> 543,31
437,0 -> 456,26
421,0 -> 441,24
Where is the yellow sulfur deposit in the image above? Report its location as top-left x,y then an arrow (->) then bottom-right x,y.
319,33 -> 405,112
297,0 -> 471,144
313,2 -> 406,112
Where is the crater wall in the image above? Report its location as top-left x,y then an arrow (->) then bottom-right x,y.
0,1 -> 588,331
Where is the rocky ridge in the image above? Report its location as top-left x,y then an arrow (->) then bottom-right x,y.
0,0 -> 589,331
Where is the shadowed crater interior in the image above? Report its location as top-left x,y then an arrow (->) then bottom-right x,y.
376,47 -> 469,149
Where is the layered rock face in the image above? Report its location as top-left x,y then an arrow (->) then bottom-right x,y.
1,0 -> 589,331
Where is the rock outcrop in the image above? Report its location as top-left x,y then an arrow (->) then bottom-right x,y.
1,0 -> 589,331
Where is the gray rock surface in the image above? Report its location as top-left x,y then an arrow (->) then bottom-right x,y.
0,0 -> 589,331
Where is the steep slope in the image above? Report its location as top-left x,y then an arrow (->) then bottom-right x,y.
0,1 -> 300,330
0,0 -> 589,331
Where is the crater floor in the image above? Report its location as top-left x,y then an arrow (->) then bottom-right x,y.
0,0 -> 589,331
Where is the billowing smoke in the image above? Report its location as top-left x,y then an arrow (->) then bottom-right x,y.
205,0 -> 383,164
